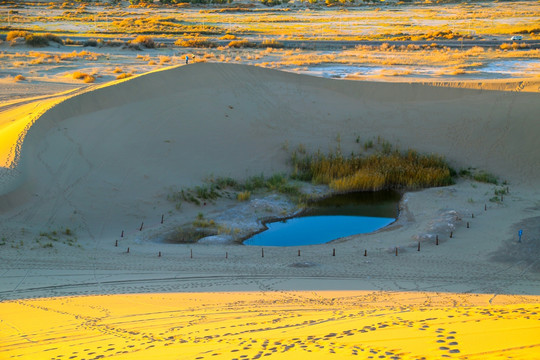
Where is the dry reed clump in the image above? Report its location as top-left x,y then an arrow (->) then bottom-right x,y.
175,38 -> 217,48
7,31 -> 63,47
500,42 -> 529,50
220,34 -> 237,40
228,40 -> 257,48
292,148 -> 453,192
237,191 -> 251,201
72,71 -> 95,83
60,50 -> 101,61
116,73 -> 133,80
261,39 -> 284,48
14,74 -> 26,82
6,31 -> 28,41
131,35 -> 155,48
113,16 -> 217,35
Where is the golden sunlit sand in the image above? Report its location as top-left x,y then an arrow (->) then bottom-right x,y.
1,291 -> 539,360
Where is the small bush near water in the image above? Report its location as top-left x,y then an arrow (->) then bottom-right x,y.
167,174 -> 300,209
291,147 -> 454,192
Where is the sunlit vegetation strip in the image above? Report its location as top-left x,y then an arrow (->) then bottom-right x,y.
291,148 -> 454,192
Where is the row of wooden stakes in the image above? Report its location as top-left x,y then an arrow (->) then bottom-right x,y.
116,207 -> 480,258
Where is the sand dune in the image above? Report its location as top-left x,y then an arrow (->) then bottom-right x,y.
1,63 -> 539,237
0,64 -> 539,359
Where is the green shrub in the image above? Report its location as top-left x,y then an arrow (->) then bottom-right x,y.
195,185 -> 220,200
473,171 -> 498,184
167,227 -> 214,243
214,177 -> 238,189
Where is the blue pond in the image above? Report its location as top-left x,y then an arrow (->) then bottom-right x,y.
244,191 -> 400,247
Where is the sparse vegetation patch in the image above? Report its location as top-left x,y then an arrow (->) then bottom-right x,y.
35,228 -> 78,248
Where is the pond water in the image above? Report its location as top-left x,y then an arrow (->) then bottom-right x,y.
243,191 -> 400,247
302,60 -> 540,80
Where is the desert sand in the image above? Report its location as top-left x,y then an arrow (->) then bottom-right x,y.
0,63 -> 539,358
2,291 -> 539,360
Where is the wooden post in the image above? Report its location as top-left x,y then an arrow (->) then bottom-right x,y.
298,249 -> 301,257
139,222 -> 144,231
501,194 -> 504,202
332,248 -> 336,257
364,249 -> 367,257
485,204 -> 487,211
115,240 -> 118,247
127,247 -> 130,253
190,249 -> 193,259
395,247 -> 398,256
472,213 -> 474,218
450,231 -> 453,238
161,214 -> 164,224
226,252 -> 228,259
262,248 -> 264,258
418,242 -> 420,251
121,230 -> 124,238
436,235 -> 439,246
158,251 -> 161,257
467,222 -> 469,228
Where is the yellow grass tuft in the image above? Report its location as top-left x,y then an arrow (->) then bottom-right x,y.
14,74 -> 26,82
72,71 -> 95,83
228,40 -> 257,48
116,73 -> 133,80
131,35 -> 155,48
237,191 -> 251,202
175,38 -> 217,48
220,34 -> 237,40
158,55 -> 171,65
6,30 -> 28,41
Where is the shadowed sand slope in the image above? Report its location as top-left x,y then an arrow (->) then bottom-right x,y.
1,291 -> 539,360
1,63 -> 539,234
